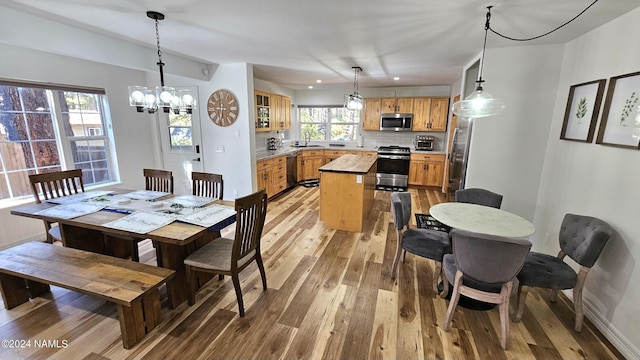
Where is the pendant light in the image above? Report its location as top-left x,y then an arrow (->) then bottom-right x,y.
345,66 -> 363,110
451,6 -> 505,118
128,11 -> 196,114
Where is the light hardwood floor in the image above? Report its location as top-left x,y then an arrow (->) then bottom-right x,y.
0,187 -> 624,360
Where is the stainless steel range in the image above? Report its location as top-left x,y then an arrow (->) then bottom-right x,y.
376,145 -> 411,191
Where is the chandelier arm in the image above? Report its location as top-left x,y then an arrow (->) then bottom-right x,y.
488,0 -> 599,42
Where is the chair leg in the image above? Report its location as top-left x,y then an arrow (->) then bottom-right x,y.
391,230 -> 403,279
573,267 -> 589,332
440,267 -> 449,299
186,265 -> 197,306
513,283 -> 529,322
443,271 -> 463,331
256,254 -> 267,291
498,282 -> 513,350
231,272 -> 244,317
433,261 -> 442,294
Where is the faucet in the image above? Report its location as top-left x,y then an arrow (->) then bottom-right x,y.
304,130 -> 310,146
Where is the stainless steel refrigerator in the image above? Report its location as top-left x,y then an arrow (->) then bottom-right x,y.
447,116 -> 473,200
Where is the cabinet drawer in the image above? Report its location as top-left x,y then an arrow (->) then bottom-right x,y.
301,150 -> 323,156
272,169 -> 287,184
273,156 -> 285,165
410,153 -> 445,162
324,150 -> 348,156
272,163 -> 286,172
257,159 -> 274,170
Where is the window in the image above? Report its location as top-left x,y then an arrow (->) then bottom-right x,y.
298,106 -> 359,141
0,81 -> 117,201
168,112 -> 193,151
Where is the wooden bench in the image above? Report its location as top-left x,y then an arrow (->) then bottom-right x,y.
0,242 -> 175,349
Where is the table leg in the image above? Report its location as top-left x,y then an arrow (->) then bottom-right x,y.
0,273 -> 29,309
60,224 -> 106,254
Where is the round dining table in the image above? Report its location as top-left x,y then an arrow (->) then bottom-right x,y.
429,202 -> 535,238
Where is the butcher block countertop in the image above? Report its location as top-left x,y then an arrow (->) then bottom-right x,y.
319,154 -> 377,174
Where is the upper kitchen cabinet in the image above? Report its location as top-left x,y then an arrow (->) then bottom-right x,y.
255,90 -> 291,131
412,97 -> 449,132
363,98 -> 381,130
255,90 -> 271,132
429,97 -> 449,132
412,98 -> 432,131
382,97 -> 413,114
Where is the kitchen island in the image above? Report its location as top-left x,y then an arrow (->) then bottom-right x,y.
319,154 -> 377,232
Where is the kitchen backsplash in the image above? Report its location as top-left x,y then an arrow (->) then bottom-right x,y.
256,129 -> 446,151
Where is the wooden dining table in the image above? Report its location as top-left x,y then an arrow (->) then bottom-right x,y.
10,189 -> 235,309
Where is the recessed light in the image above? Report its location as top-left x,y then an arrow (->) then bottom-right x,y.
308,85 -> 314,89
316,80 -> 322,83
393,77 -> 400,81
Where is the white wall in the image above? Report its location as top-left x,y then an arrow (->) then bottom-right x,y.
466,44 -> 564,221
533,8 -> 640,359
200,63 -> 256,200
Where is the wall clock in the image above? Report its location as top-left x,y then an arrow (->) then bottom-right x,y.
207,89 -> 239,127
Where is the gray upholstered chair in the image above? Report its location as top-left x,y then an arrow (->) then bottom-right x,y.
390,192 -> 451,297
514,213 -> 612,332
455,188 -> 503,208
443,229 -> 531,350
184,189 -> 268,317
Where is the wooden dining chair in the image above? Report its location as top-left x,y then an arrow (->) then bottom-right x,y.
143,168 -> 174,193
443,229 -> 531,349
184,189 -> 268,317
192,172 -> 223,199
29,169 -> 84,243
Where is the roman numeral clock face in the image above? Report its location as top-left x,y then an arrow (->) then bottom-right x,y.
207,89 -> 239,127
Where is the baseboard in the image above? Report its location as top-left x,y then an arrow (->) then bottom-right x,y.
0,233 -> 46,251
563,290 -> 639,360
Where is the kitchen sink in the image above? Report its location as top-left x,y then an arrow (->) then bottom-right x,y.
294,144 -> 323,148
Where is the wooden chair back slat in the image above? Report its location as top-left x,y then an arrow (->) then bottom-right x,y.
233,190 -> 268,265
191,172 -> 223,199
29,169 -> 84,204
143,169 -> 173,194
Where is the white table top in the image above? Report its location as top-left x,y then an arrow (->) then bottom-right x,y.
429,202 -> 535,238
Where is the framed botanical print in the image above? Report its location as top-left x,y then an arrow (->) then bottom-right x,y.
596,71 -> 640,148
560,79 -> 606,142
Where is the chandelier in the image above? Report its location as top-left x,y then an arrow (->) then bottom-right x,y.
128,11 -> 196,114
345,66 -> 363,110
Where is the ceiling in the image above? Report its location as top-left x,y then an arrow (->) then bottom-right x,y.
2,0 -> 639,90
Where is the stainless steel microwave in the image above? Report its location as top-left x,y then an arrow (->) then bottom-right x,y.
380,113 -> 412,131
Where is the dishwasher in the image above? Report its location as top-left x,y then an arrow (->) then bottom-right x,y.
286,152 -> 297,188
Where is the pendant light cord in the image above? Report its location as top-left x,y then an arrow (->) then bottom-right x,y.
488,0 -> 599,42
154,17 -> 165,86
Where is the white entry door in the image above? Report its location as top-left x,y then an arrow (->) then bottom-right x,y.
157,87 -> 204,195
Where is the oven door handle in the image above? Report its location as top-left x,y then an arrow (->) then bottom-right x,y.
378,155 -> 410,160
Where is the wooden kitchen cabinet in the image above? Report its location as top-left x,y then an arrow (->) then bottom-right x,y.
255,91 -> 291,131
408,153 -> 445,187
255,90 -> 271,131
412,97 -> 448,132
429,97 -> 449,132
324,149 -> 349,164
382,98 -> 413,113
412,98 -> 432,131
297,150 -> 325,181
363,98 -> 381,130
256,156 -> 287,198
